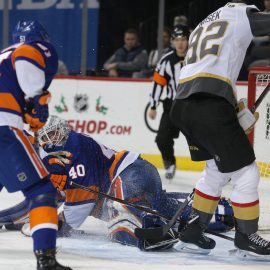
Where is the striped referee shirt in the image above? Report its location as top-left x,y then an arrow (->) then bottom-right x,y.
150,50 -> 184,109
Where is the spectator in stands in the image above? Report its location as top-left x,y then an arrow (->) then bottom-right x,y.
245,0 -> 270,69
173,15 -> 188,27
133,27 -> 172,78
103,28 -> 148,77
264,0 -> 270,12
239,0 -> 270,79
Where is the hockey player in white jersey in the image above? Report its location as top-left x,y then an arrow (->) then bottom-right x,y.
170,0 -> 270,257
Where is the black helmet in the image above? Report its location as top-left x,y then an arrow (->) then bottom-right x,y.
171,25 -> 190,40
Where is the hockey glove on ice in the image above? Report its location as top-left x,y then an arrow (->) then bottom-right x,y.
24,91 -> 51,132
236,98 -> 259,134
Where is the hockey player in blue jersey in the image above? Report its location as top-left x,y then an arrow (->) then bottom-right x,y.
0,116 -> 234,250
39,116 -> 234,250
0,21 -> 71,269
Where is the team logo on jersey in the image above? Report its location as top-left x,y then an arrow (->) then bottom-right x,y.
17,172 -> 27,182
55,95 -> 68,113
74,94 -> 89,113
96,96 -> 108,115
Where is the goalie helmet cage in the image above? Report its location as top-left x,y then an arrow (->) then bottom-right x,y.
247,66 -> 270,231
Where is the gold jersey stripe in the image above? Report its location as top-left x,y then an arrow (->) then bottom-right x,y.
179,72 -> 232,85
193,192 -> 219,214
232,204 -> 259,220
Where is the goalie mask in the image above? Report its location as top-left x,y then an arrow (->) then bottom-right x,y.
37,115 -> 70,146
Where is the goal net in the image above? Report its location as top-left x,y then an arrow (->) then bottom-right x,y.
248,66 -> 270,231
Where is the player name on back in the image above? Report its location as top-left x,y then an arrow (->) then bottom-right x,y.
199,10 -> 221,27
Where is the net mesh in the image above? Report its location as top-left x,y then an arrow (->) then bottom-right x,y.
249,68 -> 270,230
253,72 -> 270,178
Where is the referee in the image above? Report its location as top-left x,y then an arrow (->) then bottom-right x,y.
148,25 -> 189,179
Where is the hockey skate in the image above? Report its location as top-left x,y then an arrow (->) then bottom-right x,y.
165,164 -> 176,180
230,231 -> 270,261
176,213 -> 216,254
35,249 -> 72,270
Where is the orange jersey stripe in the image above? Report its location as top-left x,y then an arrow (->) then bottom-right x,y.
110,227 -> 136,238
153,72 -> 167,86
11,44 -> 45,69
27,134 -> 36,145
109,150 -> 127,180
29,206 -> 57,229
12,128 -> 48,178
0,93 -> 22,113
113,177 -> 124,200
65,186 -> 99,203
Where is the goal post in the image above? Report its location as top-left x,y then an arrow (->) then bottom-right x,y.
247,66 -> 270,178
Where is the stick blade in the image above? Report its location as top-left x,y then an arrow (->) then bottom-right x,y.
134,224 -> 169,240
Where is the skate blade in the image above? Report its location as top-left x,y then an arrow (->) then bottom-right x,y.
174,240 -> 212,254
229,248 -> 270,261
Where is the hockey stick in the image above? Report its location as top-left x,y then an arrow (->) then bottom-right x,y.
134,190 -> 194,240
251,82 -> 270,113
70,181 -> 179,220
70,182 -> 234,242
205,229 -> 234,242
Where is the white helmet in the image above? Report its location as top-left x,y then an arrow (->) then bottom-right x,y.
37,115 -> 70,146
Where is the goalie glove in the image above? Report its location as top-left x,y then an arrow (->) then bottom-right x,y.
24,91 -> 51,132
43,156 -> 68,191
236,98 -> 259,134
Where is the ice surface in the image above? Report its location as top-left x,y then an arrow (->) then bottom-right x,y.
0,170 -> 270,270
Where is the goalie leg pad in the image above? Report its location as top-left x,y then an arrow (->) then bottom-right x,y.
107,201 -> 142,247
0,199 -> 29,227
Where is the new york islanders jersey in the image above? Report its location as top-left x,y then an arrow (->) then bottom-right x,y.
0,41 -> 58,129
44,131 -> 139,228
176,3 -> 270,106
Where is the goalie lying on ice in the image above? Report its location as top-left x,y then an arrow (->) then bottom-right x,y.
0,116 -> 234,251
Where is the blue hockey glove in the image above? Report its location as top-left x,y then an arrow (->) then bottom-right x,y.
208,198 -> 234,232
24,91 -> 51,131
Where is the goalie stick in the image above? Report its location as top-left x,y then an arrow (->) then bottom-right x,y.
70,182 -> 235,242
70,181 -> 178,220
134,190 -> 194,240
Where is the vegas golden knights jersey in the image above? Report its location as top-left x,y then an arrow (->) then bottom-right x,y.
176,3 -> 270,106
